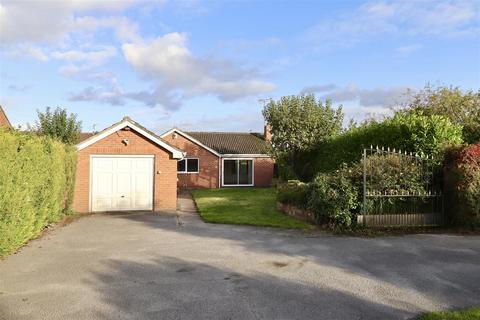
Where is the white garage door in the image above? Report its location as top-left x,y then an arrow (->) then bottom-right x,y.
91,156 -> 154,212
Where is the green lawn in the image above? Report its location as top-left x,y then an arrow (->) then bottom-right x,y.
417,307 -> 480,320
191,188 -> 312,230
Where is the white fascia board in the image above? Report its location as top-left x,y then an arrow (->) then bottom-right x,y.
160,128 -> 221,157
77,120 -> 184,159
221,154 -> 270,158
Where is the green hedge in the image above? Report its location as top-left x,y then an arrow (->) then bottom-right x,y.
0,129 -> 77,256
444,144 -> 480,227
307,169 -> 359,229
295,113 -> 463,180
278,153 -> 444,229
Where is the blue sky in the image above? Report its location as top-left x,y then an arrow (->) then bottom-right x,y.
1,0 -> 479,133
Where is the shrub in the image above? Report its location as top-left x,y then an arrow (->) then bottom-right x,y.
0,129 -> 77,257
444,144 -> 480,227
392,112 -> 463,157
307,168 -> 359,229
277,150 -> 445,229
298,113 -> 462,180
363,153 -> 429,195
277,180 -> 309,208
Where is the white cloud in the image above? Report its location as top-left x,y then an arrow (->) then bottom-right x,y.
67,81 -> 184,110
1,1 -> 274,112
50,46 -> 118,82
4,45 -> 49,61
67,80 -> 124,106
157,112 -> 264,133
121,33 -> 275,107
52,46 -> 117,65
300,84 -> 413,108
0,1 -> 139,44
305,0 -> 479,50
125,88 -> 183,110
73,16 -> 140,42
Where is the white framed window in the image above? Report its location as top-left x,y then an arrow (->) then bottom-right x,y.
178,158 -> 199,173
222,158 -> 254,186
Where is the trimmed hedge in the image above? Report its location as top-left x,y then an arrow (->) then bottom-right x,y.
444,144 -> 480,227
0,129 -> 77,256
295,113 -> 463,180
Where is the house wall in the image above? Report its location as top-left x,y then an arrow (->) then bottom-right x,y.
253,157 -> 275,187
73,129 -> 178,213
163,132 -> 220,188
0,108 -> 12,128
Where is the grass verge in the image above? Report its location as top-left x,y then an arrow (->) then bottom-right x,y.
417,307 -> 480,320
191,188 -> 313,230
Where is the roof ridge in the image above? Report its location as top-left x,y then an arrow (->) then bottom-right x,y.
187,131 -> 261,134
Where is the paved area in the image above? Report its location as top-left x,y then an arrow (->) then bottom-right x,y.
1,192 -> 479,320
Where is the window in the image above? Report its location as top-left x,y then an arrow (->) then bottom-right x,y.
222,159 -> 253,186
178,158 -> 199,173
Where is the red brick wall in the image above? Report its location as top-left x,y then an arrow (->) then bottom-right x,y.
254,157 -> 274,187
73,129 -> 178,213
0,107 -> 12,128
163,132 -> 220,188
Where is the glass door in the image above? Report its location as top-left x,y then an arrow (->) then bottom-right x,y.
223,159 -> 253,186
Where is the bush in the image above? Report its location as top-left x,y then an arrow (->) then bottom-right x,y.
297,113 -> 462,180
444,144 -> 480,227
277,150 -> 446,229
0,129 -> 77,256
277,180 -> 309,208
307,168 -> 359,229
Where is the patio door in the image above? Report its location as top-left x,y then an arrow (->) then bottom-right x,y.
222,159 -> 253,186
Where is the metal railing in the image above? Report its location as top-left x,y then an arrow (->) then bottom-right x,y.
359,146 -> 444,227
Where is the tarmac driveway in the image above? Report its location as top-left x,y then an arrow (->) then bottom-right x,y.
1,195 -> 479,320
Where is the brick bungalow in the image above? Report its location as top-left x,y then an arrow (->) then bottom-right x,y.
74,117 -> 274,213
161,128 -> 274,189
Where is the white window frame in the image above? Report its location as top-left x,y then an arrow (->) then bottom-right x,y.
221,158 -> 254,187
178,158 -> 200,174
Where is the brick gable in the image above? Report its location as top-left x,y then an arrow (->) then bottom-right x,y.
163,132 -> 220,188
73,129 -> 178,212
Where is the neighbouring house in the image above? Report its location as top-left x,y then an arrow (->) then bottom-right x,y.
0,105 -> 12,129
73,117 -> 184,213
161,126 -> 274,189
73,116 -> 274,213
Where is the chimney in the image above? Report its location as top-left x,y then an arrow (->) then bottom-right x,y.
264,123 -> 272,142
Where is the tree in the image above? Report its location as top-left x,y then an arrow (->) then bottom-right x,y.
36,107 -> 82,144
262,94 -> 344,179
400,85 -> 480,144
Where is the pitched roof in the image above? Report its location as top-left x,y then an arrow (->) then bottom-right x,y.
0,105 -> 12,128
76,117 -> 184,158
79,132 -> 95,142
185,131 -> 269,155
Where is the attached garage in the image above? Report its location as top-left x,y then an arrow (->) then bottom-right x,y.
73,117 -> 184,213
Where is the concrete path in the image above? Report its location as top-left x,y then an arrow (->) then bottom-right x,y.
0,192 -> 479,320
